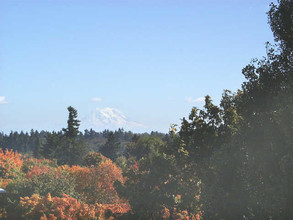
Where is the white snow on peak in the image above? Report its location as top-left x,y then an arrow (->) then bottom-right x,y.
81,107 -> 144,131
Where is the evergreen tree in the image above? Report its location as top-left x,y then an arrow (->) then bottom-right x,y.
59,106 -> 87,165
33,137 -> 42,158
41,131 -> 61,159
100,131 -> 121,161
63,106 -> 80,138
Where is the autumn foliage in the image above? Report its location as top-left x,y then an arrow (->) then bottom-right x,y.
19,193 -> 129,220
0,148 -> 130,219
61,157 -> 125,204
0,148 -> 23,187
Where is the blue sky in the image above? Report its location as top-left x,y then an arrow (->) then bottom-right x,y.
0,0 -> 276,133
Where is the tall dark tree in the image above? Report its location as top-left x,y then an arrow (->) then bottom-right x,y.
201,1 -> 293,219
268,0 -> 293,52
59,106 -> 87,165
63,106 -> 80,138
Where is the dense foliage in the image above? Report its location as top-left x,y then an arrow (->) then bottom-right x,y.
0,149 -> 130,219
117,1 -> 293,218
0,1 -> 292,219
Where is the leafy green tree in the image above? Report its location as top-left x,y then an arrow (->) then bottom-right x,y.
115,136 -> 178,219
83,152 -> 103,167
200,1 -> 293,218
173,94 -> 242,216
116,2 -> 293,219
268,0 -> 293,52
6,168 -> 79,199
126,135 -> 164,160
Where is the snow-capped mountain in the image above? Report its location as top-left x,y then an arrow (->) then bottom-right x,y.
81,107 -> 144,131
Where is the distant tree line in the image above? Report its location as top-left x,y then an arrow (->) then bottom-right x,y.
0,107 -> 168,165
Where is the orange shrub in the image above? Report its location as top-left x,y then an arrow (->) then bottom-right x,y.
65,158 -> 125,204
19,193 -> 130,220
22,157 -> 57,174
98,203 -> 131,215
98,159 -> 124,191
25,166 -> 51,179
160,206 -> 171,219
172,209 -> 202,220
0,148 -> 23,187
20,193 -> 98,219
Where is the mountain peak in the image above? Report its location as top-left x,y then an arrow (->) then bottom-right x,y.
81,107 -> 144,131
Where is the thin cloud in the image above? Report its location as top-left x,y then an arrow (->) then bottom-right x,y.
0,96 -> 8,104
186,97 -> 205,104
92,97 -> 102,102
